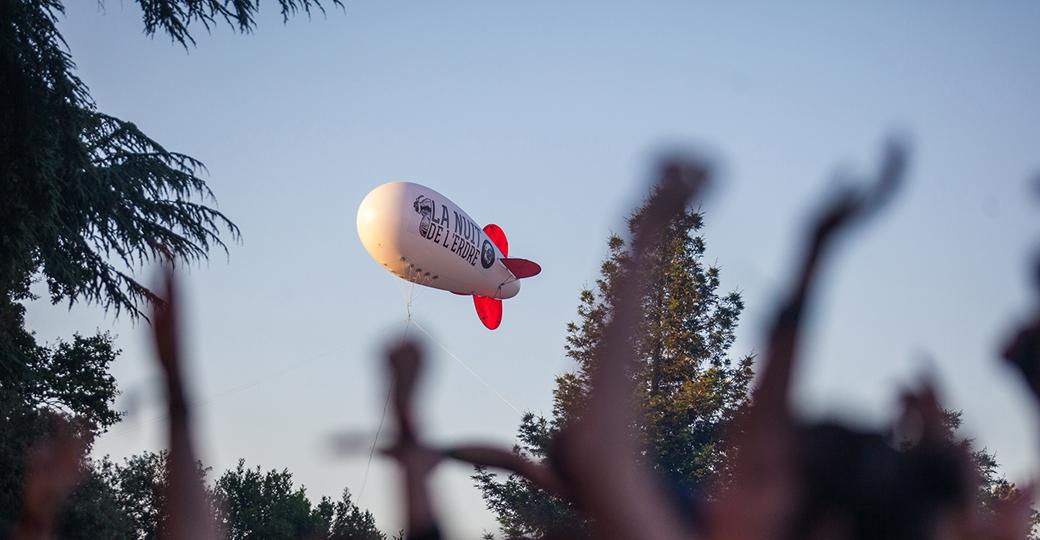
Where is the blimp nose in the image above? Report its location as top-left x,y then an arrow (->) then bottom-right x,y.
356,191 -> 380,253
357,182 -> 410,267
356,193 -> 380,242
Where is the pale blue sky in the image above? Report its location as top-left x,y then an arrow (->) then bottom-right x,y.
25,1 -> 1040,536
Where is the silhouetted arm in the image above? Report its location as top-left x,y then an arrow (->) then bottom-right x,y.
152,266 -> 220,540
551,160 -> 708,540
711,140 -> 907,540
385,342 -> 443,540
1003,255 -> 1040,405
756,141 -> 906,415
446,444 -> 568,499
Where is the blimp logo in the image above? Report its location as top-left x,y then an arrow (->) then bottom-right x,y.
480,239 -> 496,269
412,195 -> 436,237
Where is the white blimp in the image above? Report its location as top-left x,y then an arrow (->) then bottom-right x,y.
357,181 -> 541,330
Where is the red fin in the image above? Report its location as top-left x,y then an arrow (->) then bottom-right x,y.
483,224 -> 508,257
473,295 -> 502,330
501,258 -> 541,279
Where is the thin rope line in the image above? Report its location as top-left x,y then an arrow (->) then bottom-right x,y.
105,348 -> 340,436
357,303 -> 413,504
410,320 -> 522,415
357,382 -> 391,504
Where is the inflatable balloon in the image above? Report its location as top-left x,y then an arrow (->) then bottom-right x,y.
357,182 -> 541,330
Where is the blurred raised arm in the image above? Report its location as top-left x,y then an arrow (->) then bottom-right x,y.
446,444 -> 568,500
756,141 -> 906,414
1003,256 -> 1040,404
551,159 -> 708,540
711,140 -> 908,540
385,341 -> 445,540
151,266 -> 220,540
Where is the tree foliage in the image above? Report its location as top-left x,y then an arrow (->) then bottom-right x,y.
1,0 -> 243,317
0,318 -> 123,535
3,0 -> 342,316
88,450 -> 217,539
0,1 -> 387,538
477,190 -> 755,538
213,460 -> 384,540
131,0 -> 344,48
0,1 -> 356,535
941,411 -> 1040,539
55,466 -> 135,539
215,460 -> 325,539
326,489 -> 385,540
18,448 -> 390,540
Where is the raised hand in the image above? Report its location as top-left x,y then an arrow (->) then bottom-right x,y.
761,140 -> 907,412
1003,296 -> 1040,402
710,140 -> 908,540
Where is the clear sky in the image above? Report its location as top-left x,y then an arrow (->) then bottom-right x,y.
26,1 -> 1040,536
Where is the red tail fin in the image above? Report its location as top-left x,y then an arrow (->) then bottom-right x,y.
473,295 -> 502,330
483,224 -> 508,257
501,258 -> 541,279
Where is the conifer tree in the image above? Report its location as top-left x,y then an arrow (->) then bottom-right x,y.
2,0 -> 350,314
476,189 -> 754,538
0,1 -> 332,534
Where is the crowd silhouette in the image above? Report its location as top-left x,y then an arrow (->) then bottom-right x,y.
11,141 -> 1040,540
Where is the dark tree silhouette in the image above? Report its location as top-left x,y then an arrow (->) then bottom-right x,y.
214,460 -> 384,540
132,0 -> 344,48
0,0 -> 255,316
1,1 -> 339,536
0,332 -> 122,535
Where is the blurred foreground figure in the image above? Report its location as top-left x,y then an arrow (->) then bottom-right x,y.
708,141 -> 953,540
1003,255 -> 1040,404
11,264 -> 222,540
10,416 -> 87,540
997,226 -> 1040,540
703,141 -> 1020,540
384,341 -> 445,540
574,142 -> 1035,540
150,265 -> 221,540
379,142 -> 1039,540
382,339 -> 571,540
547,159 -> 710,540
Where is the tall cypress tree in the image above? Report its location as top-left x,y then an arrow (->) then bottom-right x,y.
476,188 -> 754,538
